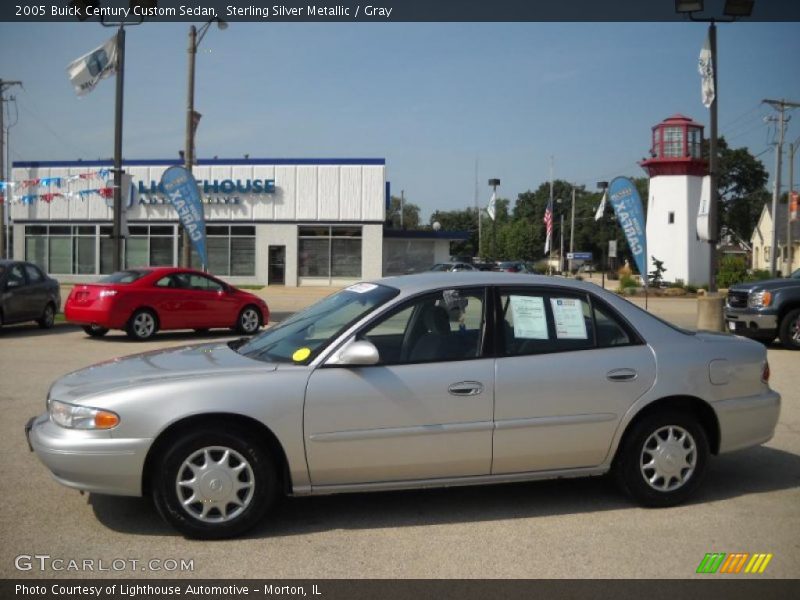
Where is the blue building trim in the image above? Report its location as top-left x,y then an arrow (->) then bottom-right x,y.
13,158 -> 386,168
383,229 -> 470,241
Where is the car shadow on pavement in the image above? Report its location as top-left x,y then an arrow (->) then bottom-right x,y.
0,322 -> 81,337
88,445 -> 800,539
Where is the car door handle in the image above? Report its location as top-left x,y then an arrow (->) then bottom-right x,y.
448,381 -> 484,396
607,368 -> 638,382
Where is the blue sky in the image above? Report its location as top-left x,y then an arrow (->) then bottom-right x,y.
1,21 -> 799,218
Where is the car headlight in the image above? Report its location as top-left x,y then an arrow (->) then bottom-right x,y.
748,290 -> 772,308
49,399 -> 120,430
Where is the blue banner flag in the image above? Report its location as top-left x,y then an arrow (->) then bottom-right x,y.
608,177 -> 647,282
160,166 -> 208,269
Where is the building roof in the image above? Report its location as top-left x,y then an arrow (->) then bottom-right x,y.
12,158 -> 386,168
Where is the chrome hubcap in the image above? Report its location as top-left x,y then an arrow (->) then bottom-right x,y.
790,316 -> 800,344
241,309 -> 259,333
176,446 -> 255,523
133,313 -> 155,338
640,425 -> 696,492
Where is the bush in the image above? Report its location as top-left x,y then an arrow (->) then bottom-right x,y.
716,255 -> 749,288
617,273 -> 637,291
749,269 -> 773,281
685,284 -> 698,294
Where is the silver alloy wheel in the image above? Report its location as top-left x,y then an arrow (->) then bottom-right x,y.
791,314 -> 800,344
175,446 -> 255,523
133,312 -> 155,338
640,425 -> 697,492
240,308 -> 259,333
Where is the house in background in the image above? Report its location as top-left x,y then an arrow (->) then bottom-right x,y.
750,203 -> 800,275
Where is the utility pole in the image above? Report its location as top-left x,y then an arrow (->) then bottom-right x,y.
0,79 -> 22,260
763,98 -> 800,277
789,137 -> 799,274
569,186 -> 576,274
474,157 -> 480,259
399,189 -> 404,229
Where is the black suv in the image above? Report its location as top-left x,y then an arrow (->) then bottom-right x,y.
725,268 -> 800,349
0,260 -> 61,330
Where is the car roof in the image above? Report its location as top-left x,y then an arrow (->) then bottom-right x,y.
373,271 -> 599,295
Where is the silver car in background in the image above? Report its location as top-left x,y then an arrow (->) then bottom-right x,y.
27,272 -> 780,539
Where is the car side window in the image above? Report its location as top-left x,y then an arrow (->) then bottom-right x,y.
593,303 -> 632,347
188,274 -> 223,292
24,264 -> 44,284
7,264 -> 27,288
500,290 -> 596,356
358,288 -> 485,365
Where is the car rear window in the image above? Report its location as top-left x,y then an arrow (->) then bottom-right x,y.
98,270 -> 149,284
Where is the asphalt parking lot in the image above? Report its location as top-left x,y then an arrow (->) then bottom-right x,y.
1,297 -> 798,579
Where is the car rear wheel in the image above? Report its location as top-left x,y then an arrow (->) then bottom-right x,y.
151,428 -> 277,539
613,411 -> 709,507
37,303 -> 56,329
778,308 -> 800,350
235,306 -> 261,335
83,324 -> 109,337
126,309 -> 158,341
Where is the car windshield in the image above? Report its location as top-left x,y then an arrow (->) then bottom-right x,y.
429,264 -> 449,271
99,270 -> 149,284
234,283 -> 399,364
792,269 -> 800,279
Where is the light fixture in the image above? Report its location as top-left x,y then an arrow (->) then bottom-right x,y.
675,0 -> 704,13
723,0 -> 754,17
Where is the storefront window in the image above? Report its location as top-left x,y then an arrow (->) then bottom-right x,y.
125,237 -> 148,269
189,225 -> 255,276
74,236 -> 96,274
298,226 -> 362,279
48,236 -> 72,274
231,237 -> 255,276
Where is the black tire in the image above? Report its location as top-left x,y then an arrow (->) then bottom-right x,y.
194,328 -> 210,334
613,411 -> 709,508
126,309 -> 159,341
37,303 -> 56,329
778,308 -> 800,350
151,427 -> 278,539
83,324 -> 109,337
235,305 -> 262,335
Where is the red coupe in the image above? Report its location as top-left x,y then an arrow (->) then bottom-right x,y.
65,267 -> 269,340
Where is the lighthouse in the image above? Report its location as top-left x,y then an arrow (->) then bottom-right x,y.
640,114 -> 711,286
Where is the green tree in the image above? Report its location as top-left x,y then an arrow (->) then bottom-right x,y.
430,207 -> 479,257
705,137 -> 769,240
385,196 -> 421,230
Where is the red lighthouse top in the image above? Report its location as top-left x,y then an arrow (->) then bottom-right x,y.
640,114 -> 708,177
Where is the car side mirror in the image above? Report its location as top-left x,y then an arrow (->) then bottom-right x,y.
333,340 -> 380,366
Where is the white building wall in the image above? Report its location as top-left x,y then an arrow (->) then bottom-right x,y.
646,174 -> 710,286
362,224 -> 384,281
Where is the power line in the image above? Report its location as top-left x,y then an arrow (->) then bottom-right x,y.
18,88 -> 93,159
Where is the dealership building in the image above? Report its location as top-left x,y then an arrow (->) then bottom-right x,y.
9,158 -> 462,286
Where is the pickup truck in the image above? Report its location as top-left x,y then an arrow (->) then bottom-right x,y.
725,268 -> 800,349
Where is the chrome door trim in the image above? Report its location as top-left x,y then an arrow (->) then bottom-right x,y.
494,413 -> 618,431
308,420 -> 494,443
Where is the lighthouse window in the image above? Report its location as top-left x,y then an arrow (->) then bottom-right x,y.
668,212 -> 675,225
663,127 -> 683,158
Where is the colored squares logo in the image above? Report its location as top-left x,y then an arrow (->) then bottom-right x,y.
697,553 -> 773,574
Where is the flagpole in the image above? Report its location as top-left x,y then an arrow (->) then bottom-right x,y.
475,157 -> 481,260
549,156 -> 554,272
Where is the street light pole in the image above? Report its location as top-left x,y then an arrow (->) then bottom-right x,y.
111,25 -> 125,272
569,186 -> 576,274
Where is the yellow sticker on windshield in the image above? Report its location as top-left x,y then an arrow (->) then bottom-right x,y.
292,347 -> 311,362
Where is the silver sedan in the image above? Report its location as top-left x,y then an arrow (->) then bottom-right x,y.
27,272 -> 781,539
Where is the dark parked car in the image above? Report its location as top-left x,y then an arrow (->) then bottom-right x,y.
725,268 -> 800,349
0,260 -> 60,330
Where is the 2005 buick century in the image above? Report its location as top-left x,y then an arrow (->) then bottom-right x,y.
27,272 -> 781,538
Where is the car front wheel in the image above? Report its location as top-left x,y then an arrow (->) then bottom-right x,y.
778,308 -> 800,350
614,411 -> 709,507
126,309 -> 158,341
235,306 -> 262,335
152,428 -> 277,539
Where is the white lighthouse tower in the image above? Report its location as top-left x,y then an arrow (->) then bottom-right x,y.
641,114 -> 711,286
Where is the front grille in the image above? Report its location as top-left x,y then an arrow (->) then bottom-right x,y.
727,290 -> 748,308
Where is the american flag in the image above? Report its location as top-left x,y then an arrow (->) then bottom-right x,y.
543,197 -> 554,253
